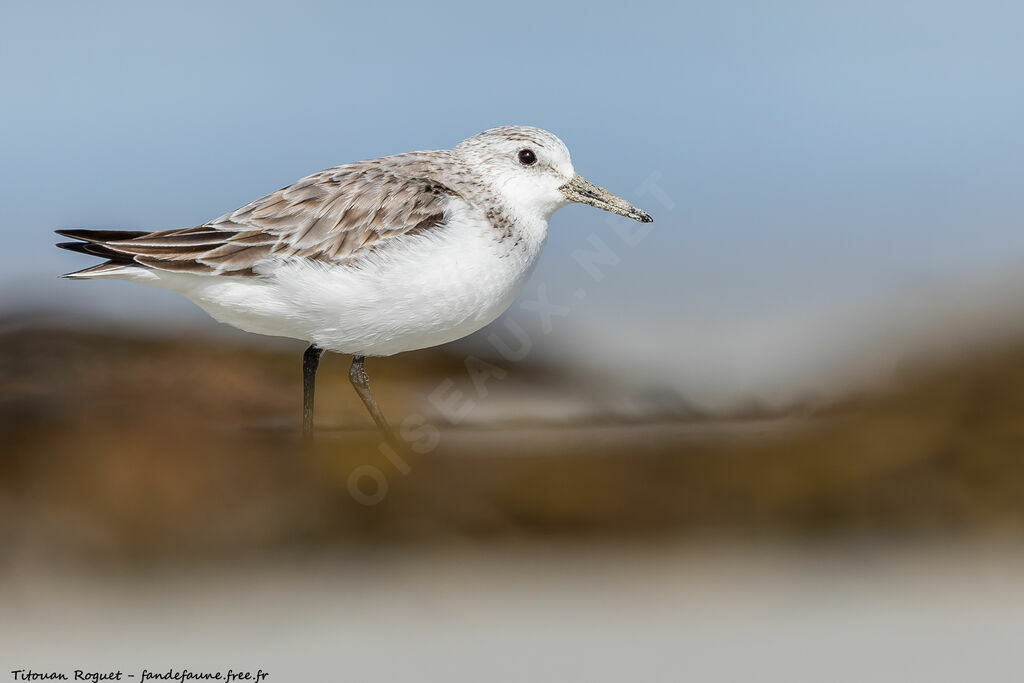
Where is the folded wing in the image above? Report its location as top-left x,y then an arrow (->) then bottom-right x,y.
57,153 -> 462,278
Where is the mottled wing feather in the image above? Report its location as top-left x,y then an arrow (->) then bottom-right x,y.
61,152 -> 461,277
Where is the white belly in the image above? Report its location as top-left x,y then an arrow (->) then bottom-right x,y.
150,214 -> 546,356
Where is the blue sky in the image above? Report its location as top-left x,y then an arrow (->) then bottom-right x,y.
3,0 -> 1023,399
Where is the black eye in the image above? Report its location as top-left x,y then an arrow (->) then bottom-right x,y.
518,149 -> 537,166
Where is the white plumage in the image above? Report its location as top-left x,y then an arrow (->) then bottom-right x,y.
121,201 -> 547,356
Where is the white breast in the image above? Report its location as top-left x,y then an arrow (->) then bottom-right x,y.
149,204 -> 548,356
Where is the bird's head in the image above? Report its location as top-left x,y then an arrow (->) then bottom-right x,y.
455,126 -> 653,225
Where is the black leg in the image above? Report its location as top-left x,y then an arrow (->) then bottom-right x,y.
349,355 -> 393,437
302,344 -> 324,438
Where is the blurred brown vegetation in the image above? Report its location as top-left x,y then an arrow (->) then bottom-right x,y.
2,321 -> 1024,565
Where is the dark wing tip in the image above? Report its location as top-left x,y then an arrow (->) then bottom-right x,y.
56,241 -> 93,254
55,228 -> 150,242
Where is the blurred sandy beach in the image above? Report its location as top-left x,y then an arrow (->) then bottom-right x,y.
4,320 -> 1024,564
4,314 -> 1024,680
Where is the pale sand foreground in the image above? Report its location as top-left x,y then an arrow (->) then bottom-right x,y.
3,543 -> 1024,682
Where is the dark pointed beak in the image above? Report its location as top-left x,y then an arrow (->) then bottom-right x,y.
558,174 -> 653,223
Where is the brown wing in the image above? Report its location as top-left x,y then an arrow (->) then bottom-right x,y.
57,153 -> 462,277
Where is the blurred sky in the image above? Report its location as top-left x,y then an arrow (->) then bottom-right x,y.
2,0 -> 1024,403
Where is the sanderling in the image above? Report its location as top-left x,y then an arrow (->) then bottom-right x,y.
57,126 -> 653,438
